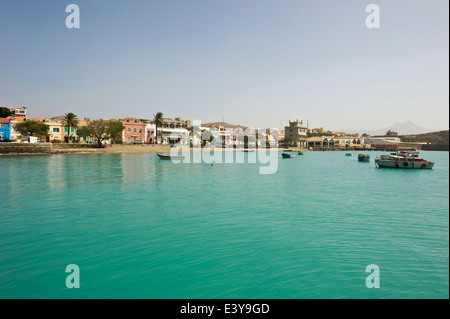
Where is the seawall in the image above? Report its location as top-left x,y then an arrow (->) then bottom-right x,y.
421,144 -> 449,151
0,142 -> 53,154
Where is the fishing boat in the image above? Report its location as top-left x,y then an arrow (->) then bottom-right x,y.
298,150 -> 304,155
346,153 -> 352,156
157,153 -> 185,160
375,151 -> 434,169
282,153 -> 295,158
358,153 -> 370,162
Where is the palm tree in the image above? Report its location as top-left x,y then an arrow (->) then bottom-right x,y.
153,112 -> 164,144
63,113 -> 79,143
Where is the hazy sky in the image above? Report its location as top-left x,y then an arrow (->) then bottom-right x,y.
0,0 -> 448,131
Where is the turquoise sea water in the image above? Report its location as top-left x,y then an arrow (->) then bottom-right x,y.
0,151 -> 448,299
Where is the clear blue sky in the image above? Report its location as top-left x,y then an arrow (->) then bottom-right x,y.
0,0 -> 448,131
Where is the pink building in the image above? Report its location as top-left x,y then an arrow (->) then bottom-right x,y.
120,117 -> 147,144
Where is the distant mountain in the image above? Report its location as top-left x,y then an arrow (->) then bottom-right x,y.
339,121 -> 433,136
384,121 -> 432,135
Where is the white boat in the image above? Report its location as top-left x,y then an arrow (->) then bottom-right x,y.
375,151 -> 434,169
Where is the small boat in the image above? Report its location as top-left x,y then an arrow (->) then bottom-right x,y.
242,149 -> 255,152
298,150 -> 304,155
375,151 -> 434,169
346,153 -> 352,156
157,153 -> 185,160
358,153 -> 370,162
282,153 -> 295,158
282,149 -> 294,152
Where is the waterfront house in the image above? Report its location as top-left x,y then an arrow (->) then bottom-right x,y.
208,125 -> 233,147
284,120 -> 308,147
278,130 -> 285,143
189,123 -> 209,147
307,136 -> 336,150
63,119 -> 91,143
120,117 -> 147,144
157,118 -> 190,145
143,121 -> 156,144
333,136 -> 364,149
0,118 -> 11,141
201,122 -> 249,147
40,118 -> 64,142
60,118 -> 88,142
9,117 -> 26,141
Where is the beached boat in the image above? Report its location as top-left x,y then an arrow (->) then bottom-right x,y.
282,153 -> 295,158
157,153 -> 185,160
358,153 -> 370,162
242,149 -> 255,152
282,149 -> 294,152
375,151 -> 434,169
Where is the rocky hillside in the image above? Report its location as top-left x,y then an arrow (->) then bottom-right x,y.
400,130 -> 449,151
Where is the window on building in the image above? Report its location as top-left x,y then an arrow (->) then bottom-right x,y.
53,128 -> 60,132
133,128 -> 137,133
0,124 -> 5,128
127,128 -> 131,133
139,129 -> 143,133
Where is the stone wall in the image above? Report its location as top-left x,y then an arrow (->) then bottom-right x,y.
52,143 -> 99,149
0,142 -> 53,154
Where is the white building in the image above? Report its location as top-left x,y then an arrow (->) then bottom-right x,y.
158,118 -> 190,145
144,122 -> 156,144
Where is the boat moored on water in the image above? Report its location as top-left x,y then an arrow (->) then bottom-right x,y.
346,153 -> 352,156
282,153 -> 295,158
375,151 -> 434,169
298,150 -> 304,155
157,153 -> 185,160
358,153 -> 370,162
